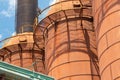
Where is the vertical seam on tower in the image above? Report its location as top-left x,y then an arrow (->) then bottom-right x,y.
18,44 -> 23,67
63,10 -> 71,80
110,64 -> 113,80
64,11 -> 71,52
105,33 -> 109,47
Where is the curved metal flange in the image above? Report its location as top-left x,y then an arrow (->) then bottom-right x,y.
0,33 -> 45,73
34,0 -> 92,48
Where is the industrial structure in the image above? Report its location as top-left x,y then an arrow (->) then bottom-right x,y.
0,0 -> 45,73
0,0 -> 46,79
0,0 -> 119,80
34,0 -> 99,80
93,0 -> 120,80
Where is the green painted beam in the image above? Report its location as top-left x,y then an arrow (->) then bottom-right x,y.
0,61 -> 54,80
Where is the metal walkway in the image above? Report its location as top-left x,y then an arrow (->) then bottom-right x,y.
0,61 -> 54,80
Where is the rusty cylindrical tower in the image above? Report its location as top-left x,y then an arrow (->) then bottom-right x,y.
0,0 -> 45,73
93,0 -> 120,80
34,0 -> 100,79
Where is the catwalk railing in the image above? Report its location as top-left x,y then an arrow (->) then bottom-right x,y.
34,0 -> 92,47
0,61 -> 54,80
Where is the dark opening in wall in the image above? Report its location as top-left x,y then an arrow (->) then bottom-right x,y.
73,4 -> 81,8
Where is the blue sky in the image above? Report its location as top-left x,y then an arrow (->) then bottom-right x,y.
0,0 -> 56,41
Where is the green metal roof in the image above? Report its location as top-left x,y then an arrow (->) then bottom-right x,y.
0,61 -> 54,80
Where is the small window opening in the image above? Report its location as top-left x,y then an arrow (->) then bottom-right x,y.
73,4 -> 81,8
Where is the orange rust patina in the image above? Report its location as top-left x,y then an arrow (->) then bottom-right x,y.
93,0 -> 120,80
0,33 -> 45,73
34,0 -> 100,80
0,0 -> 45,74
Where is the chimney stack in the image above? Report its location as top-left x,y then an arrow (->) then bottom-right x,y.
16,0 -> 38,33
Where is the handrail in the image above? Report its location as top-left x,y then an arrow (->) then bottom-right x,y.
18,24 -> 33,33
0,61 -> 54,80
40,0 -> 83,15
0,33 -> 33,49
34,0 -> 91,43
37,0 -> 83,22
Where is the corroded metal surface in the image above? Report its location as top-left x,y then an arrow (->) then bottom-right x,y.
34,0 -> 100,80
0,33 -> 45,73
0,0 -> 46,74
93,0 -> 120,80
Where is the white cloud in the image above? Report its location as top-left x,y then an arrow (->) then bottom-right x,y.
0,0 -> 16,17
11,32 -> 16,36
49,0 -> 58,5
0,34 -> 2,39
0,11 -> 11,17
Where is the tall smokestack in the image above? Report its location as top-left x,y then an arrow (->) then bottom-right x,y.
0,0 -> 45,73
16,0 -> 38,33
